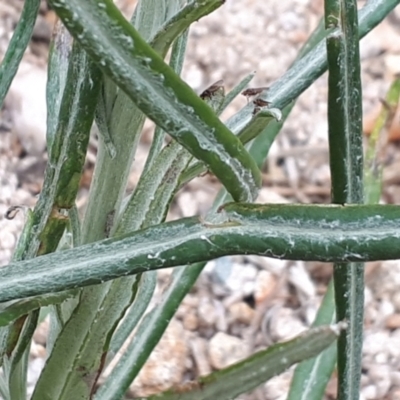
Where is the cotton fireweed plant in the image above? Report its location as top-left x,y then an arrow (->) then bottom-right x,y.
0,1 -> 399,399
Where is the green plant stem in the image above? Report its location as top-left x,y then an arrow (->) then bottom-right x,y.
2,204 -> 400,302
325,1 -> 364,399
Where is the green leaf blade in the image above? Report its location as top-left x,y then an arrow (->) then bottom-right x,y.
0,0 -> 41,108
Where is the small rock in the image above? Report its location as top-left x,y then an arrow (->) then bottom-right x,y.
245,255 -> 287,274
254,270 -> 277,305
363,331 -> 390,359
130,320 -> 188,397
288,262 -> 316,299
211,259 -> 257,296
393,292 -> 400,313
256,187 -> 289,203
264,306 -> 306,342
264,370 -> 293,400
228,301 -> 255,325
197,297 -> 217,328
368,364 -> 391,399
389,389 -> 400,399
386,314 -> 400,330
224,262 -> 257,295
190,336 -> 211,376
182,312 -> 199,331
213,300 -> 228,332
208,332 -> 248,369
362,384 -> 377,400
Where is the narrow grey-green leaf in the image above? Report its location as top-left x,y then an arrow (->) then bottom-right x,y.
131,0 -> 185,42
0,291 -> 77,329
0,372 -> 9,400
108,271 -> 157,359
144,324 -> 345,400
116,141 -> 190,234
220,71 -> 256,115
287,282 -> 336,400
150,0 -> 224,57
0,0 -> 40,108
21,37 -> 101,259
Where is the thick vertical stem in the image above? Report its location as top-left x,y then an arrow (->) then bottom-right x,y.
325,0 -> 364,399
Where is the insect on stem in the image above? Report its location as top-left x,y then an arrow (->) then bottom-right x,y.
200,80 -> 224,100
251,97 -> 272,115
241,86 -> 269,99
253,98 -> 271,107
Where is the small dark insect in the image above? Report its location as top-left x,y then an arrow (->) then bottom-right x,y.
200,80 -> 224,100
241,86 -> 269,98
252,98 -> 271,115
253,98 -> 271,107
5,205 -> 22,220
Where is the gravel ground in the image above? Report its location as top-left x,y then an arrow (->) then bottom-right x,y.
1,1 -> 400,399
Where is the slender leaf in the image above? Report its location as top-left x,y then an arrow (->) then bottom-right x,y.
151,0 -> 223,57
96,4 -> 398,399
130,0 -> 184,42
220,71 -> 256,114
287,282 -> 336,400
6,313 -> 37,400
0,291 -> 78,329
108,271 -> 157,359
21,33 -> 102,259
144,324 -> 345,400
0,372 -> 9,400
0,0 -> 40,108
